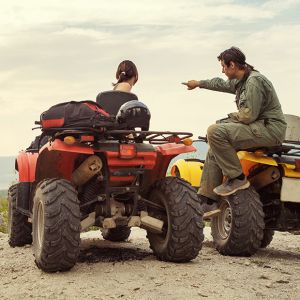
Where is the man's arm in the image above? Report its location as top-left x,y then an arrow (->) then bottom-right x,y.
199,78 -> 237,94
228,78 -> 263,124
182,78 -> 237,94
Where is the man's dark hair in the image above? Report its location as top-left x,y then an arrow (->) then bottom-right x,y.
218,47 -> 255,70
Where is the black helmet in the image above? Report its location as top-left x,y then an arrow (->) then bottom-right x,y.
116,100 -> 151,131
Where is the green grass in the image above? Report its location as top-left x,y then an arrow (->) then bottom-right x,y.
0,197 -> 8,233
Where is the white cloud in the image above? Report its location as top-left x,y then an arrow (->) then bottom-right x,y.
0,0 -> 300,155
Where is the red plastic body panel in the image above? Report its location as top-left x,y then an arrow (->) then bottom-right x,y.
156,143 -> 196,156
44,139 -> 94,154
103,151 -> 157,183
19,137 -> 196,187
34,140 -> 94,183
16,151 -> 38,182
105,151 -> 157,169
140,143 -> 197,188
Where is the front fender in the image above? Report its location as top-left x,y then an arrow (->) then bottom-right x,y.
16,151 -> 38,182
170,159 -> 203,188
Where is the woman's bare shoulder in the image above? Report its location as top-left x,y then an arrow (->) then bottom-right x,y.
114,82 -> 132,92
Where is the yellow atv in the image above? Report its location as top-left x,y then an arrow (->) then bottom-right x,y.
170,114 -> 300,256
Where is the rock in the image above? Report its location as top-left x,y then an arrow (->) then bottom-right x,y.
276,280 -> 289,284
198,293 -> 208,297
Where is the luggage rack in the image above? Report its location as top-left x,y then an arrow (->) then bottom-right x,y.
105,130 -> 193,144
44,128 -> 193,145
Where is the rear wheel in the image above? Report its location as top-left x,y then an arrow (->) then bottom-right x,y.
146,177 -> 204,262
101,226 -> 131,242
260,229 -> 274,248
211,186 -> 264,256
32,179 -> 81,272
8,184 -> 32,247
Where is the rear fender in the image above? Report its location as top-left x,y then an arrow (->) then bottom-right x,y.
157,143 -> 196,174
170,159 -> 203,188
16,151 -> 38,182
154,143 -> 196,176
156,143 -> 196,156
35,139 -> 94,182
15,152 -> 38,215
238,151 -> 277,176
143,144 -> 196,189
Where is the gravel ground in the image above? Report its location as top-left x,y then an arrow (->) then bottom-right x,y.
0,227 -> 299,300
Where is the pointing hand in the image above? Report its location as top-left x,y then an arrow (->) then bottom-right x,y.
181,80 -> 200,90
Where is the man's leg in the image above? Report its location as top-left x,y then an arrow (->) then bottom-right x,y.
198,148 -> 223,201
207,122 -> 277,196
198,148 -> 223,212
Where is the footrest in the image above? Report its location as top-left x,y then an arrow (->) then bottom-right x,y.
203,209 -> 221,220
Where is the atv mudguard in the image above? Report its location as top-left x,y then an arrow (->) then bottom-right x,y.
16,152 -> 38,183
238,151 -> 277,176
170,159 -> 203,188
15,139 -> 93,215
35,139 -> 94,182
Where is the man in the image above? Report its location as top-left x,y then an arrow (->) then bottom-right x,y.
182,47 -> 286,212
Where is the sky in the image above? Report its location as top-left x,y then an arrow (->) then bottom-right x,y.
0,0 -> 300,156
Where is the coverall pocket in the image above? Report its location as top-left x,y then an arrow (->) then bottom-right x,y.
249,122 -> 264,138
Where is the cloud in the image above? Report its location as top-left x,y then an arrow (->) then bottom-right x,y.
0,0 -> 300,155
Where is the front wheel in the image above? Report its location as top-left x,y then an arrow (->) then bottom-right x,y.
211,186 -> 265,256
146,177 -> 204,262
8,184 -> 32,247
32,179 -> 81,272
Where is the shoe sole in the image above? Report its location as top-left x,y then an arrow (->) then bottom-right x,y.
213,181 -> 250,197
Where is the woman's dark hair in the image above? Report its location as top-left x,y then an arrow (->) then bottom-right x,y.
113,60 -> 138,86
217,47 -> 255,71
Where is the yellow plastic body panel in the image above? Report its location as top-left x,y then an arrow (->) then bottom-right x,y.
238,151 -> 278,177
281,165 -> 300,178
238,151 -> 300,178
170,151 -> 300,187
170,159 -> 203,187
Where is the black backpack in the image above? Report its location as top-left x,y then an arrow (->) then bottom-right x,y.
40,100 -> 116,133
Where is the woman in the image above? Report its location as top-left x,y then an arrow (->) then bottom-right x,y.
112,60 -> 138,92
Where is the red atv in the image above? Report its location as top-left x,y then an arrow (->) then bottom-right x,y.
8,91 -> 204,272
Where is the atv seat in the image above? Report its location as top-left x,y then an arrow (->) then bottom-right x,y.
244,145 -> 283,155
242,115 -> 300,156
96,91 -> 138,115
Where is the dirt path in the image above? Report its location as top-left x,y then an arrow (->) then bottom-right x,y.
0,228 -> 299,300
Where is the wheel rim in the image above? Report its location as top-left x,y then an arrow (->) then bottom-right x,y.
217,200 -> 232,239
36,201 -> 45,248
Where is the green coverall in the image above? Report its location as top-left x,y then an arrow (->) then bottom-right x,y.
198,71 -> 287,201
